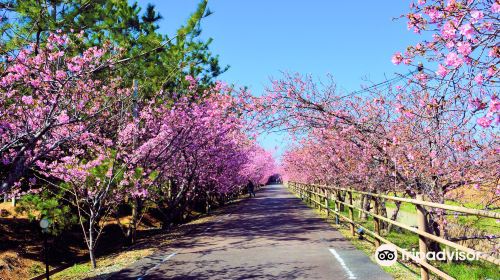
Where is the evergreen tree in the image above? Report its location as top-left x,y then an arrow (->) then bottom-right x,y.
0,0 -> 227,96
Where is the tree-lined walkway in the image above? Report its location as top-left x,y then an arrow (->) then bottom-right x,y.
111,185 -> 392,279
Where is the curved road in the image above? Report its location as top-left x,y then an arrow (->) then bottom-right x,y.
111,185 -> 392,280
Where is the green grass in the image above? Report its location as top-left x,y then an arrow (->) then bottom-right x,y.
29,263 -> 47,277
386,201 -> 416,213
451,214 -> 500,234
52,248 -> 154,280
335,223 -> 420,280
437,260 -> 499,280
54,263 -> 92,279
445,199 -> 488,210
300,194 -> 499,280
443,200 -> 500,234
384,198 -> 499,234
332,204 -> 419,249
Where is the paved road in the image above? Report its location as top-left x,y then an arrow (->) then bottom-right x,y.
111,185 -> 392,280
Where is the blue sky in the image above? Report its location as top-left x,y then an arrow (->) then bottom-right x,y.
136,0 -> 420,159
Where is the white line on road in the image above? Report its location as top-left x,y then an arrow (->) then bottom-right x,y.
139,252 -> 178,279
138,211 -> 232,279
329,248 -> 357,280
162,252 -> 177,262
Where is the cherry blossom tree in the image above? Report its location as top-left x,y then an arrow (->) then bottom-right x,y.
117,81 -> 277,229
1,32 -> 277,268
0,32 -> 128,196
250,3 -> 498,243
253,70 -> 498,243
392,0 -> 499,128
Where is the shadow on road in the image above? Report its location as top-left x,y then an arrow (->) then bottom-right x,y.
109,185 -> 391,280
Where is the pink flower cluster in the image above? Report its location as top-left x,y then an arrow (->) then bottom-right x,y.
393,0 -> 499,128
253,72 -> 498,207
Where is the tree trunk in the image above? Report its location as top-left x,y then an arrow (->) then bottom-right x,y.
126,197 -> 141,244
218,194 -> 226,206
436,194 -> 452,262
169,206 -> 185,225
426,211 -> 442,253
205,192 -> 211,214
360,195 -> 371,221
89,247 -> 97,269
88,225 -> 97,269
358,195 -> 365,219
387,201 -> 401,233
378,197 -> 388,230
3,157 -> 26,194
337,191 -> 345,211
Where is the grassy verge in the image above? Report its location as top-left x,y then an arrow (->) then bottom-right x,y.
53,248 -> 154,280
306,203 -> 419,280
49,195 -> 248,280
337,207 -> 499,280
296,192 -> 499,280
50,213 -> 219,280
443,200 -> 500,234
385,201 -> 416,213
385,199 -> 499,234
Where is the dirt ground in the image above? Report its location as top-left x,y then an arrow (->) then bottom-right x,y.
0,202 -> 164,280
447,184 -> 499,208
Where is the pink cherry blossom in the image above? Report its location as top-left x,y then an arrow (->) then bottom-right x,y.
459,23 -> 474,39
470,98 -> 487,111
470,11 -> 484,23
57,111 -> 70,124
474,73 -> 484,85
21,95 -> 34,105
456,41 -> 472,56
436,64 -> 449,77
427,8 -> 442,22
441,21 -> 456,39
391,52 -> 404,65
489,97 -> 500,114
445,52 -> 462,67
56,70 -> 67,80
487,67 -> 496,77
492,3 -> 500,13
477,116 -> 492,128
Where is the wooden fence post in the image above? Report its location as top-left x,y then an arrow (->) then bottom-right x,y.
348,190 -> 354,236
319,187 -> 322,209
315,186 -> 318,208
325,188 -> 329,217
374,197 -> 381,247
336,191 -> 341,224
416,194 -> 429,280
333,191 -> 339,224
318,186 -> 322,211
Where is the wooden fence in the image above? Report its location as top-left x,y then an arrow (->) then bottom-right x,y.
287,181 -> 500,280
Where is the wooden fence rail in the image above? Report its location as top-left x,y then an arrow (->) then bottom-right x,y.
287,181 -> 500,280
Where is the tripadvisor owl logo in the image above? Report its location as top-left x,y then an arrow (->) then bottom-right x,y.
375,244 -> 398,266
